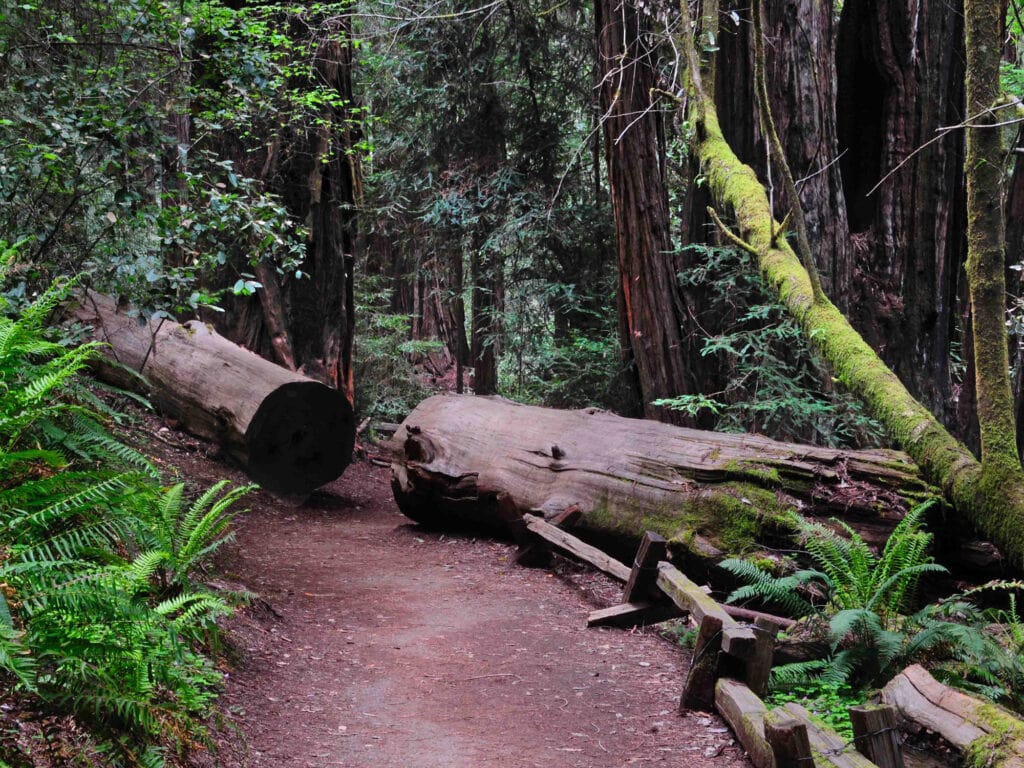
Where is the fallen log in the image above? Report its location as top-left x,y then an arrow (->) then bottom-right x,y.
71,291 -> 354,497
390,395 -> 939,564
882,664 -> 1024,768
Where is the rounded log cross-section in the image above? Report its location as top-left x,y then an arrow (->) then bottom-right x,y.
71,291 -> 354,497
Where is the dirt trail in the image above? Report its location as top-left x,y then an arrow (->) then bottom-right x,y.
201,459 -> 751,768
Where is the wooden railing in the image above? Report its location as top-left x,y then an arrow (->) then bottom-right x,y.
514,515 -> 1006,768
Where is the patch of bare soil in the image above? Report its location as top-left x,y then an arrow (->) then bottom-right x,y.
151,426 -> 752,768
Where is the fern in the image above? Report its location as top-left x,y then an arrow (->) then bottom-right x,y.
769,659 -> 828,686
719,558 -> 821,616
0,275 -> 238,761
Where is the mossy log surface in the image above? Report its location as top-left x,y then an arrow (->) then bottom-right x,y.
390,395 -> 936,560
882,664 -> 1024,768
71,291 -> 354,497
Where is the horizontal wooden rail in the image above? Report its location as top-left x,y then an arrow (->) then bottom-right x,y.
655,562 -> 757,657
521,514 -> 632,580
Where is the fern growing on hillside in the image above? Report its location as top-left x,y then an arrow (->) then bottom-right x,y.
0,269 -> 249,765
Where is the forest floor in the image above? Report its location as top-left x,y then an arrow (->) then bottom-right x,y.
145,420 -> 752,768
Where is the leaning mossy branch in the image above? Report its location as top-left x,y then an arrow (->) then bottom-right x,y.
674,11 -> 1024,565
751,0 -> 823,300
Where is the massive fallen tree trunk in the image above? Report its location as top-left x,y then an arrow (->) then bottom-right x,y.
72,291 -> 354,497
391,395 -> 938,563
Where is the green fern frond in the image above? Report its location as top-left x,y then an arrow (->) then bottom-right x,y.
720,558 -> 817,616
156,592 -> 231,630
124,550 -> 168,593
0,625 -> 37,690
819,649 -> 858,686
769,659 -> 828,687
865,563 -> 947,615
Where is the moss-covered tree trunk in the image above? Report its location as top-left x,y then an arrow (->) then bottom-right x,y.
696,0 -> 852,303
390,395 -> 937,568
963,0 -> 1020,488
675,2 -> 1024,565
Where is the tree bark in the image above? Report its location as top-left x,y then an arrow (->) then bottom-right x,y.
835,0 -> 966,424
674,6 -> 1024,566
595,0 -> 694,422
710,0 -> 853,304
72,291 -> 354,497
390,395 -> 936,561
882,664 -> 1024,768
205,16 -> 360,405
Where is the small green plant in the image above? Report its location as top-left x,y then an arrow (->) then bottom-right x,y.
765,681 -> 859,741
353,278 -> 432,422
722,501 -> 943,621
660,620 -> 699,649
722,501 -> 949,686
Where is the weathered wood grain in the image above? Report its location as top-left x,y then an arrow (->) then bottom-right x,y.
71,290 -> 353,496
390,395 -> 936,556
882,664 -> 1024,768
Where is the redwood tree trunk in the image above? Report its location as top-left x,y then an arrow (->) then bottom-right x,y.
74,292 -> 354,497
677,0 -> 852,431
391,395 -> 937,559
707,0 -> 852,303
595,0 -> 693,422
835,0 -> 967,426
209,17 -> 360,406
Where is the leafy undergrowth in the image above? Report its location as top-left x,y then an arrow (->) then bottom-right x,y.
723,504 -> 1024,717
0,271 -> 248,767
764,683 -> 858,742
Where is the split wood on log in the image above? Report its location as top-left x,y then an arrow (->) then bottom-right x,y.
882,664 -> 1024,768
71,291 -> 354,497
390,395 -> 938,564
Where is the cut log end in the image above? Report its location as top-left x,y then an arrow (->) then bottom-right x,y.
245,381 -> 354,496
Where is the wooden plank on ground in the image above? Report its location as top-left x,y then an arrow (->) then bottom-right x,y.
522,514 -> 631,581
656,562 -> 757,659
715,678 -> 774,768
586,601 -> 683,628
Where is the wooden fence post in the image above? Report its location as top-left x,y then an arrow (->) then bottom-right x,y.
849,705 -> 904,768
623,531 -> 667,602
744,615 -> 781,698
765,715 -> 814,768
680,614 -> 723,711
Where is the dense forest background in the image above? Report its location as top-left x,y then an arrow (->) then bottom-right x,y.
2,0 -> 1022,449
2,0 -> 1024,764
